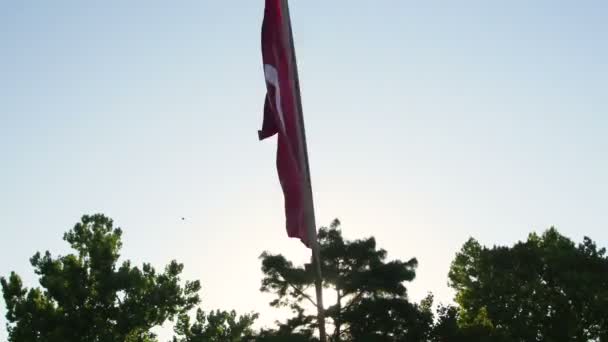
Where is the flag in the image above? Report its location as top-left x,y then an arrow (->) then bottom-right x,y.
258,0 -> 312,247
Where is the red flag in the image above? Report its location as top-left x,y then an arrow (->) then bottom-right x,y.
259,0 -> 311,247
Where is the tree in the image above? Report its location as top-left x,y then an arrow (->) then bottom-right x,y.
252,308 -> 318,342
254,329 -> 315,342
172,308 -> 258,342
429,304 -> 504,342
1,214 -> 201,342
448,228 -> 608,341
259,219 -> 431,341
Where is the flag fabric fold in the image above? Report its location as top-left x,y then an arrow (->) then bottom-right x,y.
259,0 -> 311,247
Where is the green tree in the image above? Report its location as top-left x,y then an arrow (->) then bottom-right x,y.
254,327 -> 315,342
172,308 -> 258,342
448,228 -> 608,341
259,219 -> 431,341
1,214 -> 201,342
429,304 -> 504,342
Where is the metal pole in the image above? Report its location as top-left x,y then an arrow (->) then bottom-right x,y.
280,1 -> 327,341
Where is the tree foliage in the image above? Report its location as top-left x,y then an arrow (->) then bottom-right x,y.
1,214 -> 201,342
259,219 -> 431,341
4,215 -> 608,342
172,308 -> 258,342
429,304 -> 506,342
448,228 -> 608,341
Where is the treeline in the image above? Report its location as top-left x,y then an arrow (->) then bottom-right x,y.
2,214 -> 607,341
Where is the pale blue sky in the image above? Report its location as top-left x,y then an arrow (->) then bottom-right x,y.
1,1 -> 607,340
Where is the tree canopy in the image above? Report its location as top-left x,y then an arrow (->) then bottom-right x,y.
259,219 -> 432,341
448,228 -> 608,341
1,214 -> 201,342
3,215 -> 608,342
172,309 -> 258,342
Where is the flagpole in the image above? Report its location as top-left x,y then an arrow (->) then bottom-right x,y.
280,1 -> 328,341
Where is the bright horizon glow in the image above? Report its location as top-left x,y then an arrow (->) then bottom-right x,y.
1,1 -> 607,340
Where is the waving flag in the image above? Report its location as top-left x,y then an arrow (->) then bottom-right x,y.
258,0 -> 313,247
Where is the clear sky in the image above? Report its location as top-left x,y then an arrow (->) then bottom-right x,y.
1,0 -> 607,340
